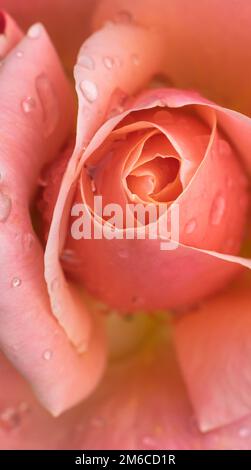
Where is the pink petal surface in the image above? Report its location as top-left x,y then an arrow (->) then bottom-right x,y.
173,274 -> 251,432
44,20 -> 164,346
95,0 -> 251,115
0,23 -> 106,415
0,10 -> 22,57
1,319 -> 251,450
59,88 -> 250,313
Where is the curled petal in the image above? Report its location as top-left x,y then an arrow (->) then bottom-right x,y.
173,274 -> 251,432
0,23 -> 106,415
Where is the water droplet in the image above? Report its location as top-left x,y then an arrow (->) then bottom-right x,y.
131,54 -> 140,66
0,171 -> 3,182
103,56 -> 114,69
16,50 -> 23,58
239,427 -> 251,438
0,192 -> 11,222
0,407 -> 21,431
43,349 -> 53,361
116,10 -> 133,23
36,73 -> 59,137
78,55 -> 95,70
11,277 -> 22,288
185,218 -> 197,234
80,80 -> 98,103
21,96 -> 36,114
27,23 -> 42,39
108,105 -> 124,118
210,193 -> 226,225
23,232 -> 35,250
60,249 -> 77,264
91,179 -> 96,193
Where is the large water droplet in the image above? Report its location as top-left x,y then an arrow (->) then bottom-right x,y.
185,218 -> 197,234
80,80 -> 98,103
27,23 -> 42,39
79,55 -> 95,70
43,349 -> 53,361
36,73 -> 59,137
0,192 -> 11,222
103,56 -> 114,69
210,193 -> 226,225
11,277 -> 22,288
21,96 -> 36,114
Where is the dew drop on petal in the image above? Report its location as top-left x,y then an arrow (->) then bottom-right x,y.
21,96 -> 36,114
103,56 -> 114,69
16,50 -> 23,58
0,192 -> 11,222
27,23 -> 42,39
11,277 -> 22,288
210,193 -> 226,225
43,349 -> 53,361
78,55 -> 95,70
23,232 -> 35,251
185,218 -> 197,234
91,179 -> 96,193
80,80 -> 98,103
36,73 -> 59,137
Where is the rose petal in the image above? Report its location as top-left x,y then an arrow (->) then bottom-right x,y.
0,10 -> 22,57
0,23 -> 106,415
173,274 -> 251,432
95,0 -> 251,115
1,321 -> 251,450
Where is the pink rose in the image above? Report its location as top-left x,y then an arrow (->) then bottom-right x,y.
0,0 -> 251,450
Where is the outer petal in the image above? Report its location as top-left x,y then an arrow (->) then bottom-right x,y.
0,1 -> 96,73
0,10 -> 22,57
44,21 -> 164,346
95,0 -> 251,115
60,88 -> 250,312
0,23 -> 106,415
173,273 -> 251,432
1,320 -> 251,450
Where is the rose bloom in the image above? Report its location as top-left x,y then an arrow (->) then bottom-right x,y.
1,0 -> 251,450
